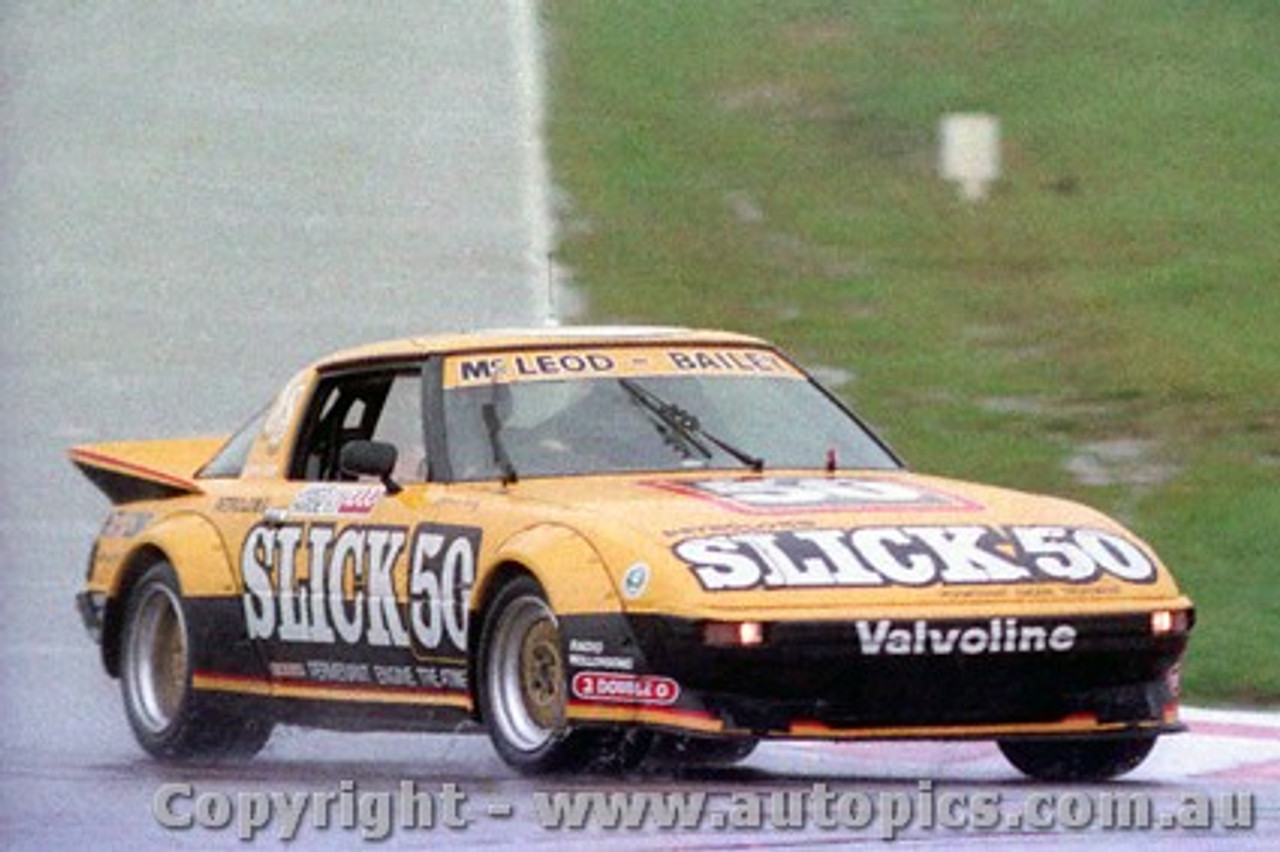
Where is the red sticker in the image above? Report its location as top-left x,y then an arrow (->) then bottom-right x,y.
571,672 -> 680,706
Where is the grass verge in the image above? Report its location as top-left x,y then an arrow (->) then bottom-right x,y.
544,0 -> 1280,703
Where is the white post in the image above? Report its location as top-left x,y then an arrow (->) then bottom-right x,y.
940,113 -> 1001,202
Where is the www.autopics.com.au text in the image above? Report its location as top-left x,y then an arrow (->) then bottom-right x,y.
151,779 -> 1257,842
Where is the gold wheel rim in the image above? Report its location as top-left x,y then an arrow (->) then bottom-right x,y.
519,618 -> 565,730
126,582 -> 190,733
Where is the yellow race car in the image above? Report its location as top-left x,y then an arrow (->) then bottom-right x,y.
71,327 -> 1193,779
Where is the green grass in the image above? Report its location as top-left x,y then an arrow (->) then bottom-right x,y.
544,0 -> 1280,704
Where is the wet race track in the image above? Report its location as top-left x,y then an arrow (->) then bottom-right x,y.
1,3 -> 1277,849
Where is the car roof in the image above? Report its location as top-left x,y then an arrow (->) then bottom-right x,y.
314,325 -> 771,371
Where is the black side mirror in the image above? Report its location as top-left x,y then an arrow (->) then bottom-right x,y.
339,440 -> 402,495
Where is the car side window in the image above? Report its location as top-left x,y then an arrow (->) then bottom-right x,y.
290,368 -> 426,482
372,374 -> 428,482
198,407 -> 267,479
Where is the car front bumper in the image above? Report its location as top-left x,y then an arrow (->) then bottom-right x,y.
561,610 -> 1192,739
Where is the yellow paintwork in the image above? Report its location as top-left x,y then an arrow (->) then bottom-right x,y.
69,437 -> 226,493
495,472 -> 1192,620
70,327 -> 1193,740
488,522 -> 622,615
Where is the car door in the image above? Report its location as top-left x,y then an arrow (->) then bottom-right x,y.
238,363 -> 475,709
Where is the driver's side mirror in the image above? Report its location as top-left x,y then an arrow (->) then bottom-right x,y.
340,440 -> 403,495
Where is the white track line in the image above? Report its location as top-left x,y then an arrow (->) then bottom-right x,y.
507,0 -> 557,326
760,707 -> 1280,781
1183,705 -> 1280,734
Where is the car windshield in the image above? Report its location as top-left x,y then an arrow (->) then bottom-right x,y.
441,347 -> 898,481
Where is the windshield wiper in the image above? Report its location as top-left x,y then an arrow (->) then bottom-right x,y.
482,400 -> 518,486
618,378 -> 764,472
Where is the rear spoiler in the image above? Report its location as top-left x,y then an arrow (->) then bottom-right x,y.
69,436 -> 227,505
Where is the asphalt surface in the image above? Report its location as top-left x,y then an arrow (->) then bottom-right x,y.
1,3 -> 1277,849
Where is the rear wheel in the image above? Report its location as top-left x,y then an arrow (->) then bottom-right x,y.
119,562 -> 271,762
998,735 -> 1157,781
478,576 -> 645,774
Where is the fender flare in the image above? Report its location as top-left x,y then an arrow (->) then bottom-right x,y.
129,511 -> 240,597
481,523 -> 623,616
102,512 -> 239,676
466,523 -> 625,718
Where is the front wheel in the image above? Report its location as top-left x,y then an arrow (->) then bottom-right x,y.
119,562 -> 271,762
477,576 -> 641,774
998,735 -> 1157,782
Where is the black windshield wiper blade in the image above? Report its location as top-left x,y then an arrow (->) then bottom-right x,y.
482,401 -> 518,485
618,378 -> 764,472
620,383 -> 713,463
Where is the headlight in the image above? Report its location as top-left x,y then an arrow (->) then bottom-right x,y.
703,620 -> 766,647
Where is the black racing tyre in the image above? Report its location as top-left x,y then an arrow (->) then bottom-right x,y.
997,735 -> 1157,782
477,576 -> 628,774
119,562 -> 272,762
649,734 -> 759,767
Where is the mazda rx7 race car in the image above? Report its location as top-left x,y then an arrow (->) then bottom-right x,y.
71,327 -> 1193,780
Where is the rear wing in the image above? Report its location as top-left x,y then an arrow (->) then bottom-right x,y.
69,436 -> 227,505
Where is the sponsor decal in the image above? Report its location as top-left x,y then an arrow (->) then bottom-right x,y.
567,639 -> 636,672
289,484 -> 384,516
215,496 -> 268,515
675,524 -> 1156,591
413,665 -> 468,691
444,346 -> 803,388
101,510 -> 151,538
466,352 -> 616,382
294,660 -> 467,691
268,661 -> 307,679
854,618 -> 1078,656
240,522 -> 477,656
450,351 -> 619,387
653,477 -> 977,514
571,671 -> 680,706
665,349 -> 790,374
621,562 -> 650,600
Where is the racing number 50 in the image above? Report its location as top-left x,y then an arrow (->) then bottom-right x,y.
1011,526 -> 1153,583
408,524 -> 478,657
